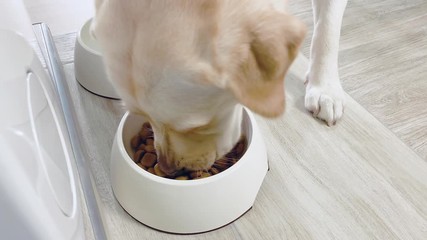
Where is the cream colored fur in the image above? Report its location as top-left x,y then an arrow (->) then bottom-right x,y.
93,0 -> 345,174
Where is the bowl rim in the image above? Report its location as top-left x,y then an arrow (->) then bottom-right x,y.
77,18 -> 100,56
115,108 -> 256,186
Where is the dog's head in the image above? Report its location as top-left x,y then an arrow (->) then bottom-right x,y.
97,1 -> 306,174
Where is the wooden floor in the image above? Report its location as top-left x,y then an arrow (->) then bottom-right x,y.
288,0 -> 427,160
21,0 -> 427,239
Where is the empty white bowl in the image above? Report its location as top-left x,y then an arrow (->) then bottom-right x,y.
110,108 -> 268,234
74,18 -> 119,99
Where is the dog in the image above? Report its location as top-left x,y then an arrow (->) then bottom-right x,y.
93,0 -> 347,175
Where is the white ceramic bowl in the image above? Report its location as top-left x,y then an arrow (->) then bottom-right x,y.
110,108 -> 268,234
74,18 -> 119,99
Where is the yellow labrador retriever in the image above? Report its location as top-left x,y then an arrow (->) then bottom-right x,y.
93,0 -> 347,174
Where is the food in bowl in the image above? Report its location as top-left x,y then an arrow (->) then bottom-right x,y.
130,122 -> 247,180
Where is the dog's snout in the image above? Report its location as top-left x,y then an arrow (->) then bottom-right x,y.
156,144 -> 217,174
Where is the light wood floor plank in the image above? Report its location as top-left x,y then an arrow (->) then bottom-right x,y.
288,0 -> 427,159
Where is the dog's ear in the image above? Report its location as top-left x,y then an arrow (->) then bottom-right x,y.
228,11 -> 306,117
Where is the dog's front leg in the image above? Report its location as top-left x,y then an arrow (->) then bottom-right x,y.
305,0 -> 348,126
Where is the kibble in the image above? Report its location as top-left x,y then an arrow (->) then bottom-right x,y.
144,145 -> 156,153
154,163 -> 167,177
198,172 -> 211,179
209,167 -> 220,175
133,149 -> 145,163
130,122 -> 247,180
140,152 -> 157,167
137,144 -> 146,152
130,135 -> 141,149
147,167 -> 155,175
146,138 -> 154,146
175,175 -> 190,180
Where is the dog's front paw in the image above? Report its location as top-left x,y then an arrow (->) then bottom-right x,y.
304,80 -> 345,126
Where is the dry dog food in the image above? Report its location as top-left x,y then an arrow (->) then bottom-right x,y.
130,122 -> 247,180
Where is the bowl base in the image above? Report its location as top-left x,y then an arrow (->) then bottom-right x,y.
76,81 -> 120,100
119,202 -> 253,235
